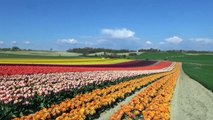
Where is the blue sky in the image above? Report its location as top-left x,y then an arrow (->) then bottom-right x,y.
0,0 -> 213,51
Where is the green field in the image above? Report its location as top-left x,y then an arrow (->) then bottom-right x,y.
130,52 -> 213,91
0,51 -> 83,59
182,63 -> 213,91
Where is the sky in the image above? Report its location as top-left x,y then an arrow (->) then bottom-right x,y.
0,0 -> 213,51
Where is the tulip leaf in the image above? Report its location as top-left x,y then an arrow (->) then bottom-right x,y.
40,103 -> 45,108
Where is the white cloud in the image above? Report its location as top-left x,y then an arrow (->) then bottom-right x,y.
12,41 -> 17,44
165,36 -> 183,44
97,39 -> 107,43
56,28 -> 141,49
190,38 -> 213,44
145,41 -> 152,45
159,41 -> 165,45
23,41 -> 31,44
101,28 -> 135,39
0,41 -> 4,45
58,38 -> 78,44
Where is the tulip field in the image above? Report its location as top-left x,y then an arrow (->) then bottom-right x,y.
110,65 -> 180,120
0,59 -> 180,120
0,60 -> 160,76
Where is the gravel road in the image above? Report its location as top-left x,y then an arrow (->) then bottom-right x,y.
171,67 -> 213,120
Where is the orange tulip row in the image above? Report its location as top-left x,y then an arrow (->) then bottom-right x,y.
13,68 -> 173,120
142,64 -> 180,120
110,63 -> 180,120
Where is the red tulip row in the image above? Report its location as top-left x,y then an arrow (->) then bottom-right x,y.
13,70 -> 173,120
110,63 -> 180,120
0,61 -> 172,76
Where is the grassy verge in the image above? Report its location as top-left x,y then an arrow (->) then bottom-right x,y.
182,63 -> 213,91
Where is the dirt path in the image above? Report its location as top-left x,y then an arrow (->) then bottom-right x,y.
171,67 -> 213,120
95,87 -> 147,120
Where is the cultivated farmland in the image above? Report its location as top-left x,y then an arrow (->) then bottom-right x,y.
0,53 -> 213,120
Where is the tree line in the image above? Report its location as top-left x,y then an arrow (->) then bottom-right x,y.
0,46 -> 25,51
0,46 -> 212,53
67,47 -> 136,55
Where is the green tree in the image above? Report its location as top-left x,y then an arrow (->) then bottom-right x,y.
11,46 -> 20,51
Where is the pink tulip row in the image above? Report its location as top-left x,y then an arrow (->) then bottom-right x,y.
0,63 -> 175,105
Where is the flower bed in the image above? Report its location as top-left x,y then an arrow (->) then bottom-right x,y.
13,71 -> 172,120
0,61 -> 176,120
110,63 -> 180,120
0,61 -> 171,76
0,69 -> 173,105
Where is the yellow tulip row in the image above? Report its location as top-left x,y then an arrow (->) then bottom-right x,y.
110,63 -> 180,120
13,68 -> 173,120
